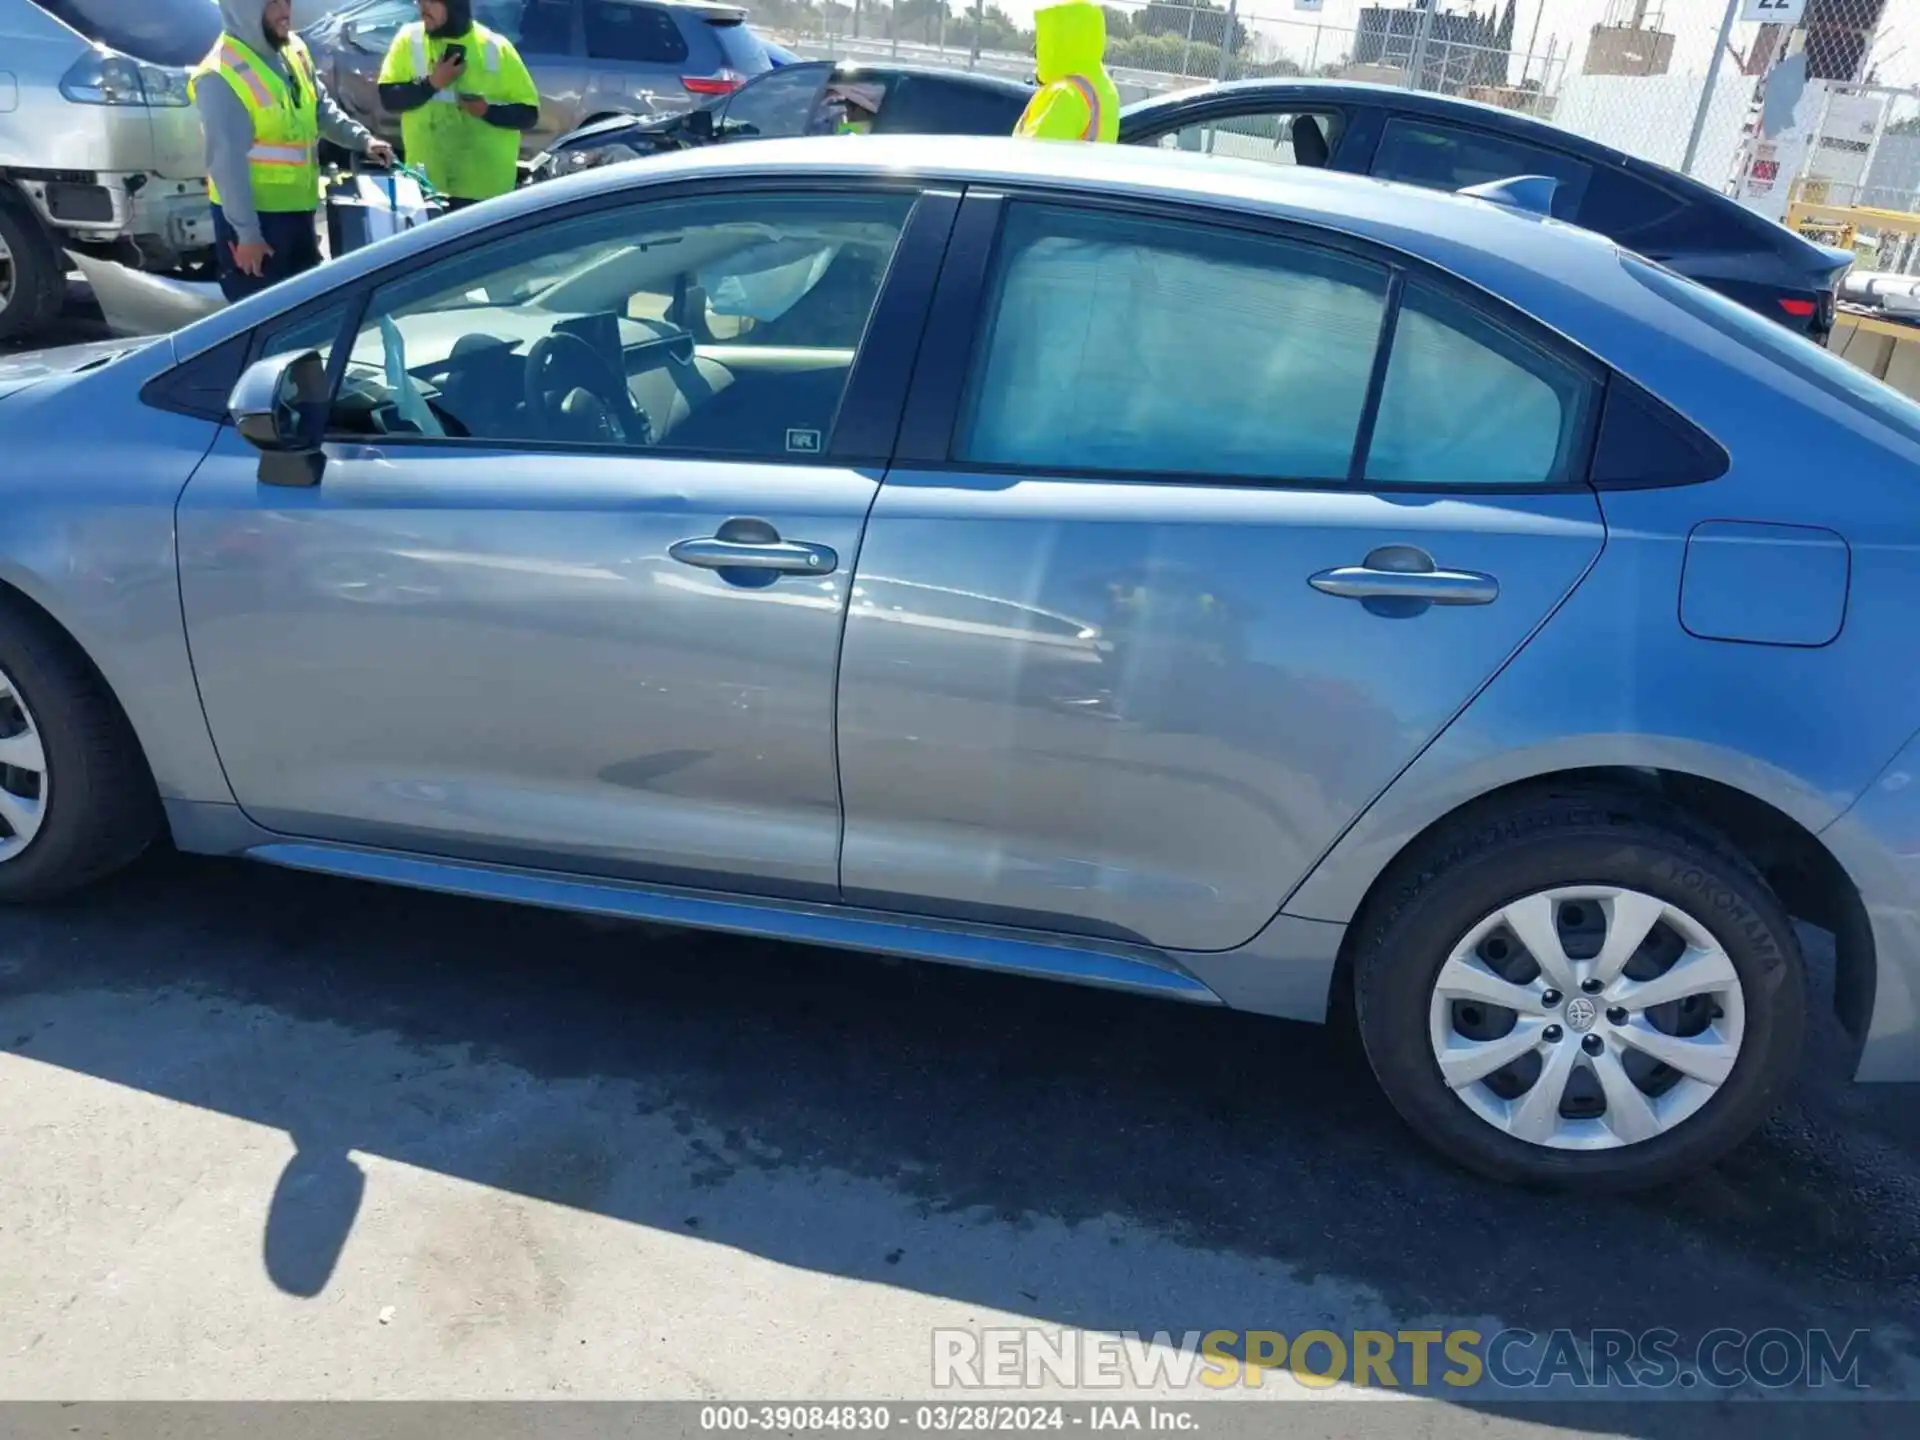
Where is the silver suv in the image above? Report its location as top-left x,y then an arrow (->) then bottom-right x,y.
0,0 -> 220,343
303,0 -> 775,159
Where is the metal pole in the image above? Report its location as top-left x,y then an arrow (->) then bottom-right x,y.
1180,6 -> 1196,79
1681,0 -> 1741,178
891,0 -> 900,57
1408,1 -> 1438,93
969,0 -> 982,68
1523,0 -> 1544,88
1216,0 -> 1239,81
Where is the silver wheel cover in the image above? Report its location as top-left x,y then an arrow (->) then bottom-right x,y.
0,226 -> 15,315
0,664 -> 49,860
1428,887 -> 1748,1151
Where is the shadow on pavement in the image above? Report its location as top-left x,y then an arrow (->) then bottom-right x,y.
1,846 -> 1916,1428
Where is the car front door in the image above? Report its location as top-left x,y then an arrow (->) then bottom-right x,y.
710,62 -> 834,139
505,0 -> 592,149
177,181 -> 950,897
835,193 -> 1608,952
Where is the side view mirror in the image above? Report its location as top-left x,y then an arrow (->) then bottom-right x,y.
229,348 -> 330,487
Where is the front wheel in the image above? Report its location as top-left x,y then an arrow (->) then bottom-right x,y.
0,603 -> 159,900
0,194 -> 63,345
1353,790 -> 1805,1192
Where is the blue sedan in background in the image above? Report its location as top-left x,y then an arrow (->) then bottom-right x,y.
0,137 -> 1914,1191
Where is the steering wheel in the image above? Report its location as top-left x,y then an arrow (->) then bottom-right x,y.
523,331 -> 634,445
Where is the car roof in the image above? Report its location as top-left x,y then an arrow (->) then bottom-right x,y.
1123,77 -> 1562,130
1120,76 -> 1833,269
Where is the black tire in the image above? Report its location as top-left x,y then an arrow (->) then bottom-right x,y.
0,192 -> 64,346
1352,786 -> 1805,1193
0,599 -> 160,901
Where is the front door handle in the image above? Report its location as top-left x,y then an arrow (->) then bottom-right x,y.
1309,545 -> 1498,606
669,518 -> 838,576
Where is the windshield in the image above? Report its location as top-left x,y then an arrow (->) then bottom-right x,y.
1623,253 -> 1920,449
30,0 -> 220,66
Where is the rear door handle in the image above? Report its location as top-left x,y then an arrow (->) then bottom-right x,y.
669,518 -> 838,576
1310,556 -> 1498,606
669,538 -> 838,575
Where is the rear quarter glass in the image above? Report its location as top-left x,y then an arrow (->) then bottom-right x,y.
709,19 -> 772,75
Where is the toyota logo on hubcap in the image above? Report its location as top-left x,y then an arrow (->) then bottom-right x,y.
1564,997 -> 1599,1032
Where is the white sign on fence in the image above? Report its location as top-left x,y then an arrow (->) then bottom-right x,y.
1740,0 -> 1807,24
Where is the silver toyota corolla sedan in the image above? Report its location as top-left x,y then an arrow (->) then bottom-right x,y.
1,137 -> 1916,1192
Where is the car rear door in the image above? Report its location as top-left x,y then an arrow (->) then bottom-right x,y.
581,0 -> 696,114
834,191 -> 1607,953
177,180 -> 954,896
1368,113 -> 1592,220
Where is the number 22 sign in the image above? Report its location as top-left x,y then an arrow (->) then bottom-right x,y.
1741,0 -> 1807,23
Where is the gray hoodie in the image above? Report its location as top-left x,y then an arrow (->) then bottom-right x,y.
196,0 -> 374,244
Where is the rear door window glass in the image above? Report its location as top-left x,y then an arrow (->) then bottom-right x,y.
1365,280 -> 1597,487
1371,116 -> 1590,219
957,203 -> 1390,484
584,1 -> 689,64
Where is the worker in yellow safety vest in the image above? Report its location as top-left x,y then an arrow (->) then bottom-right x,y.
191,0 -> 395,300
378,0 -> 541,211
1012,1 -> 1121,144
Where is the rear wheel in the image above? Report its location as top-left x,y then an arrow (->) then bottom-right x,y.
0,194 -> 64,345
1353,789 -> 1805,1191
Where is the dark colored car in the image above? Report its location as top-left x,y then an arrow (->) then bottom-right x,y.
1123,80 -> 1854,343
538,70 -> 1851,342
529,59 -> 1033,179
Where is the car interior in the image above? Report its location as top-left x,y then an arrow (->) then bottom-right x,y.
324,218 -> 899,455
1158,109 -> 1342,168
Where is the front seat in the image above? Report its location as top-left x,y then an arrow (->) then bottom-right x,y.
1291,114 -> 1329,168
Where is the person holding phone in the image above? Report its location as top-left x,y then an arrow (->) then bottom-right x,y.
377,0 -> 540,211
191,0 -> 396,300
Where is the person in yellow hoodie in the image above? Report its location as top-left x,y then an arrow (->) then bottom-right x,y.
1013,1 -> 1121,143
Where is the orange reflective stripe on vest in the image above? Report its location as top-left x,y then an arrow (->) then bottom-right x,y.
1062,74 -> 1101,140
247,142 -> 312,166
218,41 -> 275,108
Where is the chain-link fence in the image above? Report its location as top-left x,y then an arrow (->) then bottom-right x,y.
758,0 -> 1569,110
755,0 -> 1920,252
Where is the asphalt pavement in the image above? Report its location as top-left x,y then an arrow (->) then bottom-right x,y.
3,305 -> 1919,1435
